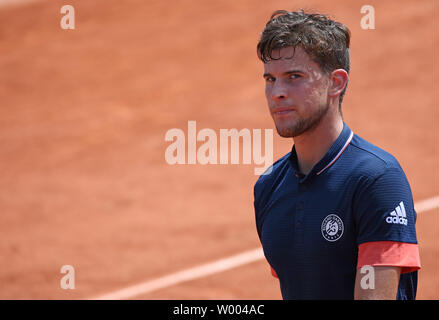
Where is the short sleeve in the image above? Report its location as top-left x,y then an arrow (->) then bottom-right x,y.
353,166 -> 421,273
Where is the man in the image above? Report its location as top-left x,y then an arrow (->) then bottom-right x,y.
253,10 -> 421,300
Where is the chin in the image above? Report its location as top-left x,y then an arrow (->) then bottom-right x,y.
275,126 -> 299,138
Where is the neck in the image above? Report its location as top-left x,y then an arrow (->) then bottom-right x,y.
293,112 -> 344,175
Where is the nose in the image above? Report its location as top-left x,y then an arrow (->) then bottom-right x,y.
269,81 -> 287,102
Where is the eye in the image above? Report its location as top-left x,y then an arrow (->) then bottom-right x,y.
289,74 -> 302,79
265,77 -> 275,83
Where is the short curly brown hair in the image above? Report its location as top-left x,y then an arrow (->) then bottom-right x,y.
257,10 -> 351,107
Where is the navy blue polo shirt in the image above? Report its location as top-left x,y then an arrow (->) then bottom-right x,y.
254,123 -> 421,300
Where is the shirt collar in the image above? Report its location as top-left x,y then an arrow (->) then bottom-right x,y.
289,123 -> 354,182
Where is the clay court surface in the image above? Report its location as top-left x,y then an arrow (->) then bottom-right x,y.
1,0 -> 438,299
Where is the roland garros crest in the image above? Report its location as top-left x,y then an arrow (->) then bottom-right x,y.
321,214 -> 344,242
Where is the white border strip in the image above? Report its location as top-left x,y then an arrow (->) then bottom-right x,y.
90,196 -> 439,300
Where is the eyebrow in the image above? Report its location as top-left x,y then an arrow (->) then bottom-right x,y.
263,70 -> 305,78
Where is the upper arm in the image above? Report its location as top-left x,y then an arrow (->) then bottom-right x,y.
354,266 -> 401,300
353,167 -> 421,274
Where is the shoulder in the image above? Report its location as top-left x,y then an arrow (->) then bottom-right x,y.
346,134 -> 413,207
254,152 -> 290,187
253,152 -> 292,207
346,134 -> 407,182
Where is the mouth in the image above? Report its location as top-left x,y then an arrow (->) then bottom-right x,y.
271,106 -> 296,116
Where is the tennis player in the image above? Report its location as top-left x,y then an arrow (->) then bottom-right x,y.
254,10 -> 421,300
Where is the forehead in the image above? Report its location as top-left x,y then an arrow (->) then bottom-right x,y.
264,46 -> 323,74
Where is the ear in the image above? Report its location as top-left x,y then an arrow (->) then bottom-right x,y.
328,69 -> 349,98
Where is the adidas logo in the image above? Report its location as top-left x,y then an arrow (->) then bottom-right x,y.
385,201 -> 408,225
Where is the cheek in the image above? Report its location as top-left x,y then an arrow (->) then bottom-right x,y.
265,87 -> 271,104
265,84 -> 278,103
304,80 -> 329,103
